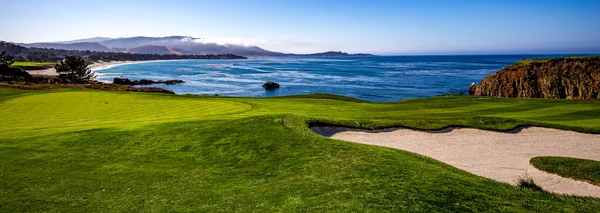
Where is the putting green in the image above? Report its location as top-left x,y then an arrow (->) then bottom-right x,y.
0,91 -> 251,138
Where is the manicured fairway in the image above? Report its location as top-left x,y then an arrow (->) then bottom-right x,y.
2,88 -> 600,139
10,62 -> 56,70
1,86 -> 600,212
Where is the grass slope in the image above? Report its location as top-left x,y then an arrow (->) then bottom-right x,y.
531,157 -> 600,186
1,87 -> 600,211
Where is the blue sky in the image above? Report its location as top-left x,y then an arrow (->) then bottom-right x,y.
1,0 -> 599,55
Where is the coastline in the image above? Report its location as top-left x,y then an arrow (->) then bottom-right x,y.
26,60 -> 170,77
90,59 -> 177,72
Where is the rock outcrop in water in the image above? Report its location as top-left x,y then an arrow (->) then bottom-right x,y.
471,57 -> 600,99
263,82 -> 280,90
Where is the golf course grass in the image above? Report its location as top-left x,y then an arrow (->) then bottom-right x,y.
515,56 -> 600,66
531,157 -> 600,186
1,86 -> 600,212
10,61 -> 56,70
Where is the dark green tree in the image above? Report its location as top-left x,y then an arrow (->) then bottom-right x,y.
0,51 -> 32,82
0,50 -> 15,68
55,56 -> 93,83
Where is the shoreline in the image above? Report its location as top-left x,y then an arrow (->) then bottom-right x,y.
90,59 -> 182,72
26,60 -> 174,77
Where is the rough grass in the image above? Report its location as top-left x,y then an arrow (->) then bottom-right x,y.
2,87 -> 600,212
517,177 -> 545,192
531,157 -> 600,186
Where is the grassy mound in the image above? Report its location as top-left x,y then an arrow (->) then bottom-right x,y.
2,87 -> 600,211
531,157 -> 600,186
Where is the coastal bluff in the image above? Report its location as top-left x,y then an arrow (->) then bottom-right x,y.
470,57 -> 600,99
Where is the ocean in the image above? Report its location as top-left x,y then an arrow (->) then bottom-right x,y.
95,55 -> 572,102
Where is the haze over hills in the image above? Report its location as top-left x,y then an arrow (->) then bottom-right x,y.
57,37 -> 114,44
21,42 -> 112,52
20,36 -> 373,57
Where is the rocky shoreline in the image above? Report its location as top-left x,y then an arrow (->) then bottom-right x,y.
470,57 -> 600,99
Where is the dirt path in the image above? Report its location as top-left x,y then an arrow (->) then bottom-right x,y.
311,126 -> 600,197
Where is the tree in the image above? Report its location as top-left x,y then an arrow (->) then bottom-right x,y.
55,56 -> 93,83
0,50 -> 14,68
0,51 -> 32,82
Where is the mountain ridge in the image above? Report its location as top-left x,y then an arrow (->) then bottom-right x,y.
0,41 -> 246,62
22,36 -> 374,57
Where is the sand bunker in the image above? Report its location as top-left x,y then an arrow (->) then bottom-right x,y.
311,126 -> 600,197
27,68 -> 57,76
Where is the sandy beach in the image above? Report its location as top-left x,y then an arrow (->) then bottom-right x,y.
26,60 -> 166,77
312,126 -> 600,198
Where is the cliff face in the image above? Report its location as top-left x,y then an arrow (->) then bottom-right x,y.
471,57 -> 600,99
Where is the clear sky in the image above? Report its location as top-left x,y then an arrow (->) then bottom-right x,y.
1,0 -> 599,55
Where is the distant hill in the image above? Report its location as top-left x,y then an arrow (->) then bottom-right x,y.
129,45 -> 180,55
99,36 -> 193,49
24,36 -> 374,57
22,42 -> 111,52
0,41 -> 246,62
0,41 -> 28,55
58,37 -> 113,44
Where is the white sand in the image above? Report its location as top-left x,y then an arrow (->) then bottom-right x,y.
311,126 -> 600,197
26,60 -> 163,76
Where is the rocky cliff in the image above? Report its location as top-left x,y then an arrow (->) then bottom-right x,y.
470,57 -> 600,99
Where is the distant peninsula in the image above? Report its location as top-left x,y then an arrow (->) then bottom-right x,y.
470,56 -> 600,99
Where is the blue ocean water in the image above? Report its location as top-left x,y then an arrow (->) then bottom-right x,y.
95,55 -> 571,102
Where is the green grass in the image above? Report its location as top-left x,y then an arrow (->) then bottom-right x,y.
10,61 -> 56,70
2,87 -> 600,212
531,157 -> 600,186
515,56 -> 600,66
